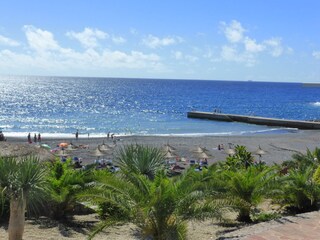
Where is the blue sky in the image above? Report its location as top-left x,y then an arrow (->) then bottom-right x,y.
0,0 -> 319,82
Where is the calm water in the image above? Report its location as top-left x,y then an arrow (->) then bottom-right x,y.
1,76 -> 320,138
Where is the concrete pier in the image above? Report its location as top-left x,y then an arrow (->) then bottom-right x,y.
187,111 -> 320,130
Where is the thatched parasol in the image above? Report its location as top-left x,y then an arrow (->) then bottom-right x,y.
225,148 -> 236,156
194,151 -> 211,159
163,150 -> 176,159
254,146 -> 266,156
0,142 -> 55,161
164,143 -> 176,151
162,145 -> 175,153
91,148 -> 106,157
65,144 -> 77,151
99,144 -> 113,152
192,146 -> 209,153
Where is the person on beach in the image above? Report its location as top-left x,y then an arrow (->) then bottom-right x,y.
27,133 -> 32,143
0,131 -> 6,141
75,130 -> 79,140
34,133 -> 37,143
38,133 -> 41,142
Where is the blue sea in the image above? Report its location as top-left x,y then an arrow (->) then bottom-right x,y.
1,76 -> 320,138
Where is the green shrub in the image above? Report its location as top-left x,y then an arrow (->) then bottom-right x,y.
313,165 -> 320,184
97,201 -> 128,220
224,145 -> 254,170
45,159 -> 94,220
252,212 -> 281,223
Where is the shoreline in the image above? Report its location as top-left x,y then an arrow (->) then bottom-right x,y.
4,130 -> 320,165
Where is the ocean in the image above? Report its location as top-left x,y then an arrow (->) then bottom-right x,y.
1,76 -> 320,138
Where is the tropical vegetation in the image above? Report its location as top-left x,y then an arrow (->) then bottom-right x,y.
2,144 -> 320,239
0,156 -> 48,240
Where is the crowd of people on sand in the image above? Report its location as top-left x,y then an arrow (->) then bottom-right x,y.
27,132 -> 41,144
75,130 -> 116,143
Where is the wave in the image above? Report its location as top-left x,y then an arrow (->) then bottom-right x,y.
311,102 -> 320,106
3,127 -> 298,139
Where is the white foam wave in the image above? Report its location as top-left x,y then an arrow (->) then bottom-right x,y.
3,131 -> 132,139
312,102 -> 320,106
3,127 -> 297,139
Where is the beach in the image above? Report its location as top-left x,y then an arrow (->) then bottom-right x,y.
5,130 -> 320,165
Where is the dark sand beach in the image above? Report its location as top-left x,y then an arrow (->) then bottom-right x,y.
5,130 -> 320,165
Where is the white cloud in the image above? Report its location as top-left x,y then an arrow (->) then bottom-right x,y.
0,35 -> 20,47
173,51 -> 183,60
111,35 -> 126,44
264,38 -> 283,57
0,26 -> 163,74
172,51 -> 198,62
244,37 -> 265,53
66,27 -> 108,48
142,34 -> 183,48
221,45 -> 239,61
102,50 -> 161,69
222,20 -> 245,43
220,45 -> 256,66
220,21 -> 288,66
23,25 -> 61,52
312,51 -> 320,59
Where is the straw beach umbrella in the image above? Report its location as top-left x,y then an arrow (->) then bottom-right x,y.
225,148 -> 236,156
162,145 -> 175,153
254,145 -> 266,162
164,143 -> 176,151
99,143 -> 113,152
254,146 -> 266,156
195,151 -> 211,160
91,148 -> 106,158
163,150 -> 176,159
192,146 -> 209,153
65,144 -> 77,151
0,142 -> 55,161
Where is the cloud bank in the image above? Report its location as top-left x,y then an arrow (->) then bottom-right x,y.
0,20 -> 316,81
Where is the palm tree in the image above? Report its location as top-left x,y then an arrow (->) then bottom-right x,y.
114,144 -> 165,180
0,156 -> 48,240
45,159 -> 94,220
277,166 -> 320,213
79,169 -> 222,239
220,166 -> 276,222
290,147 -> 320,171
224,145 -> 254,170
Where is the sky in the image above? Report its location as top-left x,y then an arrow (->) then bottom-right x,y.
0,0 -> 319,82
